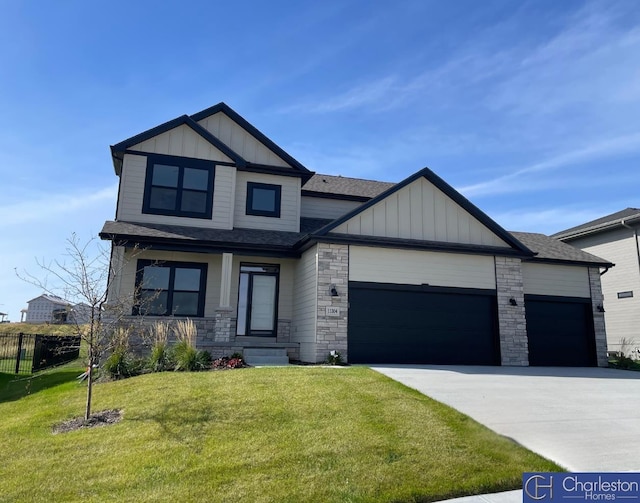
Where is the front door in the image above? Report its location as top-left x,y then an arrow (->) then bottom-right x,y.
236,264 -> 279,336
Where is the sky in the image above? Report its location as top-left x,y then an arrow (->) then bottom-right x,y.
1,0 -> 639,321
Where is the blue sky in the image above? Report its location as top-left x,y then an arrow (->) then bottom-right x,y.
1,0 -> 639,320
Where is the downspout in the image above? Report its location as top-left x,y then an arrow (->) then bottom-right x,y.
621,219 -> 640,278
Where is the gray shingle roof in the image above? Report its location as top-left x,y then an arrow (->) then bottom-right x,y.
552,208 -> 640,240
509,231 -> 612,266
100,219 -> 329,251
302,174 -> 395,199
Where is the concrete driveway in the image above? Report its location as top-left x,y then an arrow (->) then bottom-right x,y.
372,365 -> 640,472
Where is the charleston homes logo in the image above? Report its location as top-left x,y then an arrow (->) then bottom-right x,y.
523,473 -> 640,502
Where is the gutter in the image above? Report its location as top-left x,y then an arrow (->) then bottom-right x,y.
621,219 -> 640,278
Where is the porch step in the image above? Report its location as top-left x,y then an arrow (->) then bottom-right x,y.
243,347 -> 289,366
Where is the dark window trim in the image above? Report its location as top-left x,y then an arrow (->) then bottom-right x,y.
133,259 -> 207,317
246,182 -> 282,218
142,153 -> 215,219
617,291 -> 633,299
237,263 -> 280,337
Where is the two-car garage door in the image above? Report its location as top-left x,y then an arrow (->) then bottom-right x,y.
348,283 -> 500,365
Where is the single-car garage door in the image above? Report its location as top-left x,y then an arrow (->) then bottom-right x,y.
348,282 -> 500,365
525,295 -> 596,366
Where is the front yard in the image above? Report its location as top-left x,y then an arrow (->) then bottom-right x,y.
0,366 -> 560,502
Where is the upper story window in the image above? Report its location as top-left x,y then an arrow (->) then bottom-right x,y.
246,182 -> 281,218
142,154 -> 215,219
133,260 -> 207,317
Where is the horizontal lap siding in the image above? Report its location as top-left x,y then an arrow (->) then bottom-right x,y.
334,177 -> 507,247
349,246 -> 496,290
234,172 -> 300,232
569,229 -> 640,351
291,246 -> 318,362
300,196 -> 362,219
522,263 -> 590,298
117,154 -> 235,229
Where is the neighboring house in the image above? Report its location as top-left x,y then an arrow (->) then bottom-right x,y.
553,208 -> 640,355
25,294 -> 71,324
100,102 -> 612,367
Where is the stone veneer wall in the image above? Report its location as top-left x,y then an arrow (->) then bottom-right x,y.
588,267 -> 609,367
495,256 -> 529,366
315,243 -> 349,362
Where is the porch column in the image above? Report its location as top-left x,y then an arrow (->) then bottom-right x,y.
219,253 -> 233,308
215,253 -> 234,343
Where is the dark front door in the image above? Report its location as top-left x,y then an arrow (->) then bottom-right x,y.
348,282 -> 500,365
236,264 -> 279,337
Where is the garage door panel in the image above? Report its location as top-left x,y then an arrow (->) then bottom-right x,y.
525,296 -> 596,367
349,283 -> 499,365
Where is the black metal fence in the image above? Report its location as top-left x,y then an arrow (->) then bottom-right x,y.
0,333 -> 81,374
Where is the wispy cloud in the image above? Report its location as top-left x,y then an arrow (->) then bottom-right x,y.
490,206 -> 619,234
458,131 -> 640,197
0,184 -> 118,228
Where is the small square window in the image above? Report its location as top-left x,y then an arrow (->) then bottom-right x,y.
246,182 -> 281,218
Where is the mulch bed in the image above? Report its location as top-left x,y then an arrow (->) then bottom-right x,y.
52,409 -> 123,434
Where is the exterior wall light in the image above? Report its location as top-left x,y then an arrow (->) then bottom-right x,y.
330,284 -> 339,297
597,305 -> 605,312
509,298 -> 518,306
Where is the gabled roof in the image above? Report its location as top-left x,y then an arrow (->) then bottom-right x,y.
302,174 -> 395,201
552,208 -> 640,241
312,167 -> 535,256
510,231 -> 613,267
191,102 -> 313,181
27,294 -> 70,305
110,114 -> 246,175
110,102 -> 313,182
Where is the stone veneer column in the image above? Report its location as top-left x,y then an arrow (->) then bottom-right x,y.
495,256 -> 529,366
315,243 -> 349,362
588,267 -> 609,367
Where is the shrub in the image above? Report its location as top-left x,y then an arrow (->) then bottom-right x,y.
326,350 -> 344,365
102,327 -> 144,379
212,355 -> 247,369
148,322 -> 172,372
103,348 -> 145,379
171,319 -> 210,371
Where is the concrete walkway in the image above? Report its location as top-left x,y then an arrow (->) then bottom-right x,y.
371,365 -> 640,503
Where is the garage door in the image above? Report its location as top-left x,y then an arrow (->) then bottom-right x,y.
348,282 -> 500,365
525,295 -> 596,366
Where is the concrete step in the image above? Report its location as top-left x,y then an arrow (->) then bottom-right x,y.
243,347 -> 289,366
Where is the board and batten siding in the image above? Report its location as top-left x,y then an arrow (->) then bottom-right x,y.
130,124 -> 235,163
118,249 -> 222,317
291,246 -> 318,362
300,196 -> 362,219
233,171 -> 300,232
333,177 -> 507,247
117,154 -> 235,229
521,262 -> 590,298
349,246 -> 497,290
197,112 -> 291,168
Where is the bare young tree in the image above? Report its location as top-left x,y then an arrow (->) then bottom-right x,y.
17,233 -> 140,421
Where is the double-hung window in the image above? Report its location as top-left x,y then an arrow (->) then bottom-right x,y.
142,154 -> 215,219
246,182 -> 281,218
134,260 -> 207,317
236,264 -> 279,336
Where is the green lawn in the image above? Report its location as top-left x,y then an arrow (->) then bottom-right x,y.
0,367 -> 560,503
